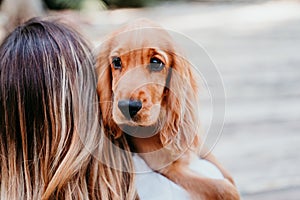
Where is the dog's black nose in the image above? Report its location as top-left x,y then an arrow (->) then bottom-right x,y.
118,100 -> 142,119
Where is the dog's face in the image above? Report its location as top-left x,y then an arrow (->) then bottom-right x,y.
108,26 -> 173,127
97,19 -> 197,142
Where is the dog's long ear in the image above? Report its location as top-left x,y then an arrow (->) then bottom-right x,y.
160,51 -> 200,152
96,40 -> 123,139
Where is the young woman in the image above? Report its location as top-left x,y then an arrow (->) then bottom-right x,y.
0,18 -> 137,199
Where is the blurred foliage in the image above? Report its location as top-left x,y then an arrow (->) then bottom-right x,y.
40,0 -> 189,10
43,0 -> 85,10
102,0 -> 164,8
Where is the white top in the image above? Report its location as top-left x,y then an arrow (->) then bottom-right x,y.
133,154 -> 224,200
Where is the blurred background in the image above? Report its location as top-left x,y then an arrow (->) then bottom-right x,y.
0,0 -> 299,199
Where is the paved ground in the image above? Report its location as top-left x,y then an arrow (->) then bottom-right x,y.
1,0 -> 300,199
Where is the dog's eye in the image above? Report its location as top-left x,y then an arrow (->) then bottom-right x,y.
149,57 -> 165,72
112,57 -> 122,69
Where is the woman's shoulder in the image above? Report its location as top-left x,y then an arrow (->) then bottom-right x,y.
133,154 -> 224,200
133,154 -> 190,200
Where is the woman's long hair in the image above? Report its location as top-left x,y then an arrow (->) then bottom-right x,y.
0,18 -> 136,200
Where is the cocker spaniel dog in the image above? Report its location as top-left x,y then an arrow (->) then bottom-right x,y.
96,19 -> 240,200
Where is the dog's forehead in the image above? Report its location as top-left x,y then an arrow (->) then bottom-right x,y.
109,25 -> 173,54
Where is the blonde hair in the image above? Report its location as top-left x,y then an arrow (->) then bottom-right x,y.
0,18 -> 137,199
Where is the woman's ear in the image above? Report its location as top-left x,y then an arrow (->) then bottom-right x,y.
96,42 -> 123,139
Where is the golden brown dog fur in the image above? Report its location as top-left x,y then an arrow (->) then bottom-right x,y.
96,19 -> 240,200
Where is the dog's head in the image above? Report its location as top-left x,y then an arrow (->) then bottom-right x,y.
96,19 -> 199,149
